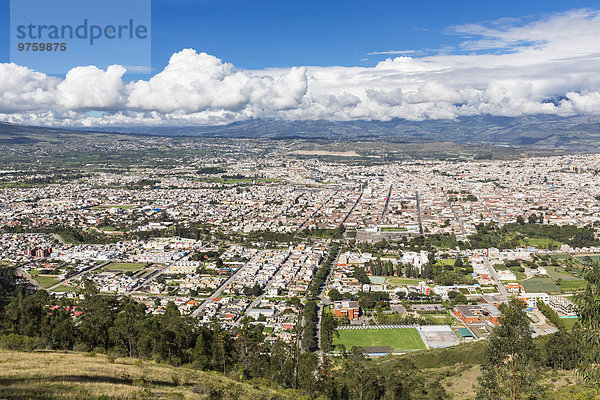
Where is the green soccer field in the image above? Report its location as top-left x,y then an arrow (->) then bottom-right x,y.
104,262 -> 146,271
333,328 -> 426,352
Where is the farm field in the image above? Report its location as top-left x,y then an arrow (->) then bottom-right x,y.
545,266 -> 580,281
559,280 -> 588,291
333,328 -> 426,352
104,263 -> 146,272
550,254 -> 572,259
522,278 -> 560,293
575,255 -> 600,263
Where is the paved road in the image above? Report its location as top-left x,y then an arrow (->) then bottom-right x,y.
416,191 -> 424,235
315,244 -> 342,360
342,189 -> 363,224
444,189 -> 508,299
232,252 -> 291,326
379,185 -> 393,224
482,255 -> 509,298
124,264 -> 169,295
47,261 -> 110,291
16,266 -> 43,291
190,262 -> 249,318
294,189 -> 339,236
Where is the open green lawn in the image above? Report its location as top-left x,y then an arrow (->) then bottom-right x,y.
34,276 -> 60,288
104,263 -> 146,271
518,237 -> 562,248
522,278 -> 560,293
333,328 -> 426,352
559,280 -> 588,291
386,277 -> 422,285
380,227 -> 407,232
561,318 -> 580,329
52,285 -> 78,293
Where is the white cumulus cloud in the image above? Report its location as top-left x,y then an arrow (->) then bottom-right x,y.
2,9 -> 600,126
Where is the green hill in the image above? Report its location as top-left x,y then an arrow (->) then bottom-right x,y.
0,349 -> 303,400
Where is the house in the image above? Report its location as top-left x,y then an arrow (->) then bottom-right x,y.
454,304 -> 501,325
247,308 -> 276,319
519,292 -> 550,309
333,300 -> 360,320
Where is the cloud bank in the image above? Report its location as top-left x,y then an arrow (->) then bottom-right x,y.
2,9 -> 600,126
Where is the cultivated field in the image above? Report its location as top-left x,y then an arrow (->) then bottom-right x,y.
522,278 -> 560,293
333,328 -> 426,352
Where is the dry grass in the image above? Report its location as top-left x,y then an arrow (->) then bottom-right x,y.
442,364 -> 480,400
441,364 -> 595,400
0,350 -> 303,400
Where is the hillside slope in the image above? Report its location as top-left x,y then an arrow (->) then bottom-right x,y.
0,350 -> 303,400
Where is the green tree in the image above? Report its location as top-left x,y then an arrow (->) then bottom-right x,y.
575,263 -> 600,387
328,288 -> 342,301
110,297 -> 145,357
343,347 -> 384,400
320,309 -> 338,353
454,257 -> 464,269
477,298 -> 544,400
353,266 -> 371,285
79,281 -> 116,351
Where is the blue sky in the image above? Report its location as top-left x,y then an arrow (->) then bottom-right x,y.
1,2 -> 600,127
0,0 -> 595,72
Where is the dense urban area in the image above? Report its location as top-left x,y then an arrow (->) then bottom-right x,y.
1,135 -> 600,399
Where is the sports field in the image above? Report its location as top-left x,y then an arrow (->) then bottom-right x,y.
104,262 -> 146,271
385,277 -> 422,285
333,328 -> 426,352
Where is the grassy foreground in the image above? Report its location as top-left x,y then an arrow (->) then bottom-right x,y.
0,350 -> 303,400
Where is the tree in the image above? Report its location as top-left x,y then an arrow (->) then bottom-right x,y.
234,324 -> 267,379
544,328 -> 580,370
575,263 -> 600,387
454,257 -> 464,269
79,282 -> 116,351
454,293 -> 468,304
353,266 -> 370,285
320,310 -> 338,353
110,297 -> 145,357
517,215 -> 525,225
528,213 -> 539,224
477,298 -> 544,400
327,288 -> 342,301
343,347 -> 384,400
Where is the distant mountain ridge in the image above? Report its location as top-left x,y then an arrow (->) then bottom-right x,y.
86,115 -> 600,150
2,114 -> 600,150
